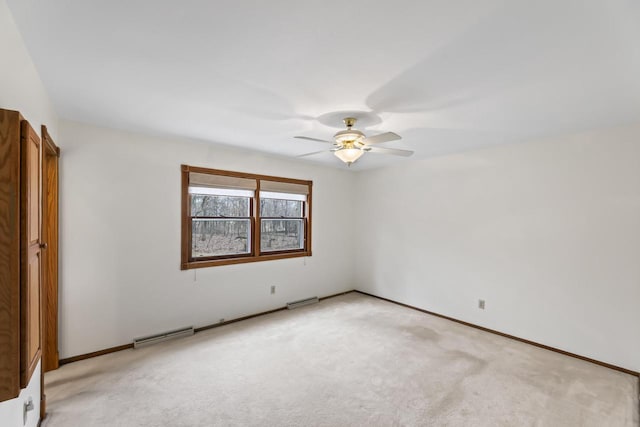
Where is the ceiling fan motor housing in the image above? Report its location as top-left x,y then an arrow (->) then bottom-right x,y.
334,128 -> 365,145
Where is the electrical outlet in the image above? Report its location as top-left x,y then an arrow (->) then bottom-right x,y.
270,285 -> 276,295
478,299 -> 485,310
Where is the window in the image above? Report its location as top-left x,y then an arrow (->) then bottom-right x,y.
181,165 -> 312,269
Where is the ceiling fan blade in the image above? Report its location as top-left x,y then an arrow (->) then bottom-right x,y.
294,136 -> 334,144
364,146 -> 414,157
296,150 -> 328,158
362,132 -> 401,145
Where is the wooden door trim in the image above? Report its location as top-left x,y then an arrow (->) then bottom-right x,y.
40,125 -> 59,420
42,126 -> 59,157
40,125 -> 59,373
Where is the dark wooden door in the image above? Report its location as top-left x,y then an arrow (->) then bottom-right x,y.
20,121 -> 42,388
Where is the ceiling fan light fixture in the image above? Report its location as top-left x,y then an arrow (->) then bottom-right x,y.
334,128 -> 365,145
295,115 -> 411,164
334,148 -> 364,165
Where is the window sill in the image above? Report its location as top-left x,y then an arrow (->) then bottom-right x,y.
181,250 -> 312,270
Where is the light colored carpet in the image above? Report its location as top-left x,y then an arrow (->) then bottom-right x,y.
42,293 -> 638,426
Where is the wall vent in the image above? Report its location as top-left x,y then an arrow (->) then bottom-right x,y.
133,326 -> 194,349
287,296 -> 319,310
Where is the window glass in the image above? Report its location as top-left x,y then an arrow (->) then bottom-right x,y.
260,198 -> 303,217
259,191 -> 305,252
190,194 -> 250,217
189,187 -> 251,258
260,219 -> 304,252
192,219 -> 251,257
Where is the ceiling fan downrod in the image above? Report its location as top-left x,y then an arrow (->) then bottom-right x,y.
343,117 -> 357,129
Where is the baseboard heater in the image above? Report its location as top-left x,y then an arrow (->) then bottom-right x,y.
287,296 -> 319,310
133,326 -> 194,349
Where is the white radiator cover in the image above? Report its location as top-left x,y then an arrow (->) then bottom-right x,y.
133,326 -> 194,348
286,297 -> 319,310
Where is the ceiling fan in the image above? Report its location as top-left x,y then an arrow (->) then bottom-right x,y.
295,117 -> 413,166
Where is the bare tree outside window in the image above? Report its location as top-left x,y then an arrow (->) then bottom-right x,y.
190,194 -> 251,257
260,198 -> 304,252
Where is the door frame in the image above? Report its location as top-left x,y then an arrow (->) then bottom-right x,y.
40,125 -> 59,372
40,125 -> 59,418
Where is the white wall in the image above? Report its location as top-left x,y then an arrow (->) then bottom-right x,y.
56,119 -> 640,373
0,0 -> 57,425
354,124 -> 640,372
0,0 -> 57,137
58,120 -> 355,358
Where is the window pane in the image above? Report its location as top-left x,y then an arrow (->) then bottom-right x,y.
190,194 -> 249,217
260,198 -> 303,217
192,219 -> 250,257
261,219 -> 304,252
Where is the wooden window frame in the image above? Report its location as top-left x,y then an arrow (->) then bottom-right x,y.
181,165 -> 312,269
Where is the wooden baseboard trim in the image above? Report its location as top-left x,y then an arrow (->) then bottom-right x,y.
58,290 -> 355,365
52,290 -> 640,379
319,290 -> 354,301
59,344 -> 134,365
194,290 -> 353,332
194,306 -> 287,333
355,290 -> 639,378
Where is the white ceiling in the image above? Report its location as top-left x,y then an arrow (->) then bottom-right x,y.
7,0 -> 640,170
